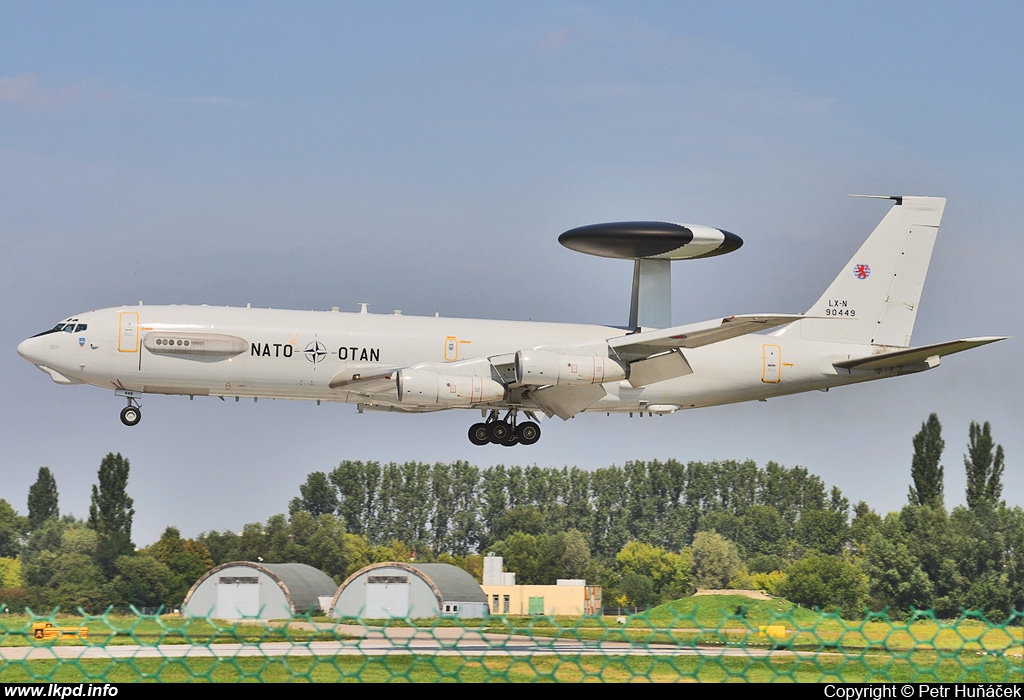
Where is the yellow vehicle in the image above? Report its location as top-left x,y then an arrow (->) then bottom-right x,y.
31,622 -> 88,641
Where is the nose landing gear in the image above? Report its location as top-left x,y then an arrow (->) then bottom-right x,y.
115,389 -> 142,427
468,409 -> 541,446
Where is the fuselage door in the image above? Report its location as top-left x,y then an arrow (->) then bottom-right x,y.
444,336 -> 458,362
762,344 -> 781,383
118,312 -> 139,353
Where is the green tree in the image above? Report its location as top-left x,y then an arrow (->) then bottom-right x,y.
88,453 -> 135,573
0,500 -> 24,558
796,509 -> 849,556
0,558 -> 21,588
561,529 -> 591,580
864,520 -> 933,616
909,413 -> 945,508
690,531 -> 741,589
739,505 -> 788,559
289,471 -> 338,518
195,529 -> 242,564
897,504 -> 962,616
110,554 -> 171,610
616,540 -> 692,601
965,421 -> 1005,509
778,553 -> 867,613
946,505 -> 1011,618
330,461 -> 380,536
264,514 -> 301,562
27,467 -> 59,530
307,514 -> 350,581
32,523 -> 108,613
491,532 -> 561,584
145,527 -> 215,607
849,501 -> 882,558
618,573 -> 657,608
19,517 -> 69,590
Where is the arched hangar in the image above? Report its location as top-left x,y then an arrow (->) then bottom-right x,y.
331,562 -> 488,619
182,561 -> 336,619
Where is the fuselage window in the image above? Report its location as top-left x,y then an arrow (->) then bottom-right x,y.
74,324 -> 87,333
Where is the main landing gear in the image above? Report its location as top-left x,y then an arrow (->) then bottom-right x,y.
468,409 -> 541,447
116,389 -> 142,427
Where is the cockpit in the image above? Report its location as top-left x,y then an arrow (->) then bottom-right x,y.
32,319 -> 88,337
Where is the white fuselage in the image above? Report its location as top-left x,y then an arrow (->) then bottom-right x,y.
17,303 -> 889,416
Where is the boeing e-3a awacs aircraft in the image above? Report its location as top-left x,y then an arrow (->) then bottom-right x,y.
17,195 -> 1004,446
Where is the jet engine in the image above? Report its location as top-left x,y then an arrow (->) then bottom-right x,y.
396,369 -> 505,406
514,349 -> 627,386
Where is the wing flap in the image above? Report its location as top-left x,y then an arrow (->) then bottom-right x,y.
529,384 -> 607,420
833,337 -> 1007,371
627,349 -> 693,388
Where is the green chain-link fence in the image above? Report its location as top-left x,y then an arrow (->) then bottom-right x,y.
0,606 -> 1022,682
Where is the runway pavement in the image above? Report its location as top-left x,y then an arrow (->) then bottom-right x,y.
0,624 -> 778,661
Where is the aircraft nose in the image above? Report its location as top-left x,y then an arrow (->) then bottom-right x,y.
17,336 -> 42,364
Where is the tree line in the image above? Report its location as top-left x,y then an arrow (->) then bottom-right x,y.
0,416 -> 1014,618
276,415 -> 1018,618
0,454 -> 212,613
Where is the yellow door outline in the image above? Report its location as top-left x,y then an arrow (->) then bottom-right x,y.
444,336 -> 458,362
118,312 -> 140,353
762,344 -> 781,383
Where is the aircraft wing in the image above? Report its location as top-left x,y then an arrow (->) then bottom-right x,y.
608,314 -> 806,359
606,313 -> 805,388
326,315 -> 807,417
833,336 -> 1007,371
528,314 -> 806,418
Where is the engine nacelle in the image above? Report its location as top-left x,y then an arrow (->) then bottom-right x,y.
396,369 -> 505,406
515,349 -> 627,386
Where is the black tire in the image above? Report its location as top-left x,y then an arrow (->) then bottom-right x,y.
468,423 -> 490,445
120,406 -> 141,427
487,421 -> 510,443
501,432 -> 519,447
517,421 -> 541,445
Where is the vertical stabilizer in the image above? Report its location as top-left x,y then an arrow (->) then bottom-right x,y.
787,196 -> 945,347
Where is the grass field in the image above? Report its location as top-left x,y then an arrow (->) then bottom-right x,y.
0,597 -> 1021,682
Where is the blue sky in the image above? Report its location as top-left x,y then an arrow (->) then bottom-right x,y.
2,2 -> 1021,546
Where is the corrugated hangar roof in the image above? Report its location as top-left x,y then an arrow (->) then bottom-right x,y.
337,562 -> 487,603
404,563 -> 487,603
256,562 -> 337,611
185,561 -> 336,613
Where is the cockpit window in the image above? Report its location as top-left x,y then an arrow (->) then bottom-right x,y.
32,320 -> 83,338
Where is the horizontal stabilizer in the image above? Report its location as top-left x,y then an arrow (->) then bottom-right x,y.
609,314 -> 805,359
833,337 -> 1007,371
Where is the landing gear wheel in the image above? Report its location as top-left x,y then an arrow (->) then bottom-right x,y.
468,423 -> 490,446
487,421 -> 511,443
120,406 -> 141,427
501,431 -> 520,447
517,421 -> 541,445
